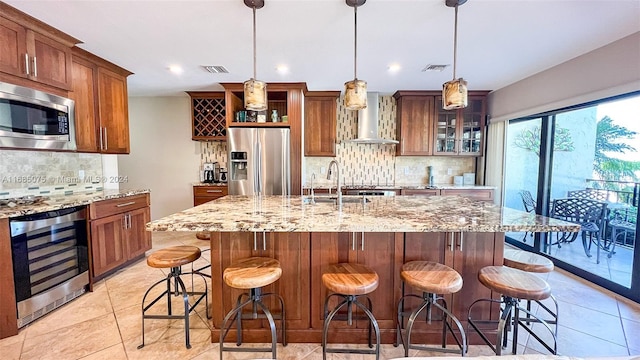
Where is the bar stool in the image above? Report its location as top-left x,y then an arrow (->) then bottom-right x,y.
503,249 -> 558,335
395,261 -> 467,356
467,266 -> 557,355
138,245 -> 209,349
219,257 -> 286,359
322,263 -> 380,360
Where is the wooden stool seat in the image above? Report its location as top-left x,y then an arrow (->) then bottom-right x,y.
322,263 -> 379,296
400,261 -> 463,295
195,231 -> 210,240
504,249 -> 554,273
478,266 -> 551,301
224,257 -> 282,289
147,245 -> 201,269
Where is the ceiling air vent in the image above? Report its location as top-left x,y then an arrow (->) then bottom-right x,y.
421,64 -> 448,72
202,65 -> 229,74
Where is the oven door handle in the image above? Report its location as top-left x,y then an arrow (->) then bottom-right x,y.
11,209 -> 85,237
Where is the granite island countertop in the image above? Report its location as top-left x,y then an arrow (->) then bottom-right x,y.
0,189 -> 150,218
304,184 -> 496,191
147,195 -> 578,233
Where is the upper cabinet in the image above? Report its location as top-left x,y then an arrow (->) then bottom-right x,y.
393,91 -> 488,157
0,3 -> 79,91
70,47 -> 132,154
433,94 -> 488,156
394,91 -> 434,156
187,92 -> 226,141
304,91 -> 339,156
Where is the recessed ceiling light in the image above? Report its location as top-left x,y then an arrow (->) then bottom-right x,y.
388,64 -> 401,73
422,64 -> 448,72
276,65 -> 289,74
168,65 -> 183,74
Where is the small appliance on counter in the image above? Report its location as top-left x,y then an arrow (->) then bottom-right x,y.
463,172 -> 476,185
203,162 -> 219,183
219,168 -> 227,183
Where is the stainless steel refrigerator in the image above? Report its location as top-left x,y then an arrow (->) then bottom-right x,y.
227,127 -> 291,195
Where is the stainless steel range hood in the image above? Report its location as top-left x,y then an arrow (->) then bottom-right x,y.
345,92 -> 398,144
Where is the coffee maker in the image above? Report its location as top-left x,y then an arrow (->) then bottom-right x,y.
203,162 -> 220,183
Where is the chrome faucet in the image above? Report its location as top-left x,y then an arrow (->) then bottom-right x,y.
310,173 -> 316,204
327,160 -> 342,208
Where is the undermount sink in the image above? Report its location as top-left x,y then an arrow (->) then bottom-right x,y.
302,195 -> 370,205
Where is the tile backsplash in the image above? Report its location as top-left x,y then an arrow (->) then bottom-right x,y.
0,150 -> 103,197
304,95 -> 475,187
196,95 -> 476,187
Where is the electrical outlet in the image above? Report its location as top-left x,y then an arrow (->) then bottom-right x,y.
447,168 -> 453,175
404,166 -> 409,175
321,167 -> 326,174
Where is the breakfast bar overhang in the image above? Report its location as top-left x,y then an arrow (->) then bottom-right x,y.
146,195 -> 579,344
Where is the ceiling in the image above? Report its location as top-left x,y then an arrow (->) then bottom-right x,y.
5,0 -> 639,97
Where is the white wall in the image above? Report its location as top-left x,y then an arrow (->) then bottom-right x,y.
488,32 -> 640,123
118,96 -> 200,220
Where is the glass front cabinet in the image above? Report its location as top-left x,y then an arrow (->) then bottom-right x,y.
433,95 -> 486,156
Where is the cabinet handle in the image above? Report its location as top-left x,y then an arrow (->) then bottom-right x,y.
263,230 -> 266,251
24,54 -> 30,75
457,232 -> 464,251
32,56 -> 37,77
116,201 -> 136,208
127,214 -> 132,229
449,232 -> 455,252
206,190 -> 222,193
361,231 -> 365,251
99,128 -> 104,150
103,127 -> 108,150
352,232 -> 356,251
253,232 -> 257,251
122,215 -> 127,229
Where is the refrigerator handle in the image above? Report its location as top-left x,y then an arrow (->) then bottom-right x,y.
256,136 -> 262,194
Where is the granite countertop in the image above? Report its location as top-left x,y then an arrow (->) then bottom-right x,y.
305,184 -> 496,190
147,195 -> 578,233
0,189 -> 150,218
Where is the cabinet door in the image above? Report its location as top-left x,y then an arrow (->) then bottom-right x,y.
0,17 -> 27,77
28,31 -> 72,89
70,58 -> 99,152
90,214 -> 126,278
396,96 -> 434,155
433,97 -> 458,155
97,67 -> 130,154
440,188 -> 494,202
125,207 -> 151,260
459,96 -> 485,156
304,93 -> 338,156
188,92 -> 227,141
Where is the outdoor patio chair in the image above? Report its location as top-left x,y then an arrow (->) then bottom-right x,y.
519,190 -> 536,242
549,198 -> 610,264
609,207 -> 637,248
567,189 -> 609,202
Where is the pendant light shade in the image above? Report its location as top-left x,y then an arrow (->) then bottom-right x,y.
442,0 -> 468,110
344,0 -> 367,110
244,0 -> 267,111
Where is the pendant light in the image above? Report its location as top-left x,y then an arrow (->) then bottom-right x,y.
344,0 -> 367,110
442,0 -> 468,110
243,0 -> 267,111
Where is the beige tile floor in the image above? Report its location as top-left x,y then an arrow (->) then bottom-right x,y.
2,232 -> 640,360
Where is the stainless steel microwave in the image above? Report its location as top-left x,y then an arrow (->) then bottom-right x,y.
0,82 -> 76,151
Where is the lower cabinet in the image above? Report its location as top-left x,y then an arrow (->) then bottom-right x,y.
89,194 -> 151,280
193,185 -> 228,206
440,188 -> 495,202
209,231 -> 311,342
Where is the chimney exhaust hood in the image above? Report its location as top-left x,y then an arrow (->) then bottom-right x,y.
345,92 -> 398,144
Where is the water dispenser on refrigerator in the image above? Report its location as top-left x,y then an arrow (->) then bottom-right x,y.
230,151 -> 248,181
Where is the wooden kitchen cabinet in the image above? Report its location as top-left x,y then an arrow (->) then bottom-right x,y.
310,232 -> 403,343
440,188 -> 495,202
304,91 -> 339,156
433,94 -> 488,156
70,47 -> 132,154
193,185 -> 228,206
89,194 -> 151,280
0,4 -> 78,90
209,231 -> 311,342
187,92 -> 227,141
402,232 -> 503,343
401,188 -> 440,196
393,92 -> 434,156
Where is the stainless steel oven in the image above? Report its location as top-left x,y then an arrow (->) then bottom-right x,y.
10,206 -> 89,328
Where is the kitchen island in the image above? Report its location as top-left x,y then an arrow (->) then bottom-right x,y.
147,195 -> 578,345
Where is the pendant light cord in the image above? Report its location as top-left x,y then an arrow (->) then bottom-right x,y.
253,6 -> 257,80
452,4 -> 458,80
354,5 -> 358,81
